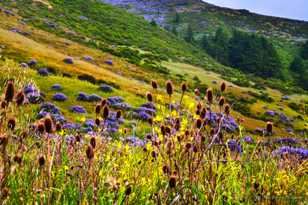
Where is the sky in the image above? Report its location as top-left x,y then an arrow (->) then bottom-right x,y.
203,0 -> 308,21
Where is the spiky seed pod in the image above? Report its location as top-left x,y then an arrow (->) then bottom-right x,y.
196,119 -> 202,129
95,104 -> 101,115
151,151 -> 157,159
7,118 -> 16,130
181,83 -> 187,93
169,175 -> 177,188
1,101 -> 7,109
220,82 -> 226,92
194,88 -> 200,96
4,80 -> 15,103
116,110 -> 122,119
166,81 -> 173,96
165,126 -> 171,135
193,146 -> 198,153
103,106 -> 109,119
38,155 -> 45,166
125,186 -> 132,196
148,118 -> 153,125
160,125 -> 166,136
224,104 -> 230,115
44,117 -> 53,134
185,143 -> 192,151
75,134 -> 81,143
266,122 -> 273,134
151,80 -> 158,89
13,155 -> 22,164
101,99 -> 107,107
15,91 -> 25,106
95,118 -> 100,126
163,165 -> 170,175
210,129 -> 215,136
219,97 -> 225,107
206,88 -> 213,104
0,135 -> 8,146
146,92 -> 153,102
175,118 -> 180,131
196,102 -> 202,110
37,123 -> 45,134
200,108 -> 206,119
185,130 -> 190,137
56,123 -> 62,131
195,109 -> 200,115
86,145 -> 94,160
146,134 -> 152,140
90,137 -> 96,148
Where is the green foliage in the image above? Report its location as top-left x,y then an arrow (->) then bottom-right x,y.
184,24 -> 194,43
301,41 -> 308,59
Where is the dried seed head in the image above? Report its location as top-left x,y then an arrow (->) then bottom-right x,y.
185,130 -> 190,137
148,118 -> 153,125
219,97 -> 225,107
86,145 -> 94,160
37,123 -> 45,134
165,126 -> 171,135
38,155 -> 45,166
151,80 -> 158,89
181,83 -> 187,93
7,118 -> 16,130
194,88 -> 200,96
151,150 -> 157,159
75,134 -> 81,143
169,175 -> 177,188
266,122 -> 273,134
44,117 -> 53,134
160,125 -> 166,136
13,155 -> 22,164
1,187 -> 9,199
90,137 -> 96,148
196,119 -> 202,129
166,81 -> 173,96
224,104 -> 230,115
146,92 -> 153,102
95,104 -> 101,115
196,102 -> 202,110
5,80 -> 15,103
185,143 -> 192,151
206,88 -> 213,104
15,91 -> 25,106
101,99 -> 107,107
95,118 -> 100,126
1,101 -> 7,109
125,186 -> 132,196
116,110 -> 122,119
103,106 -> 109,119
0,135 -> 8,146
175,118 -> 180,131
56,123 -> 62,131
162,165 -> 170,175
200,108 -> 206,119
220,82 -> 226,92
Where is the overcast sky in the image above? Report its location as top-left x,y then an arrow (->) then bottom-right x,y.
203,0 -> 308,21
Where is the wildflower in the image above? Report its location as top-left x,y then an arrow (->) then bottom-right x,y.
169,175 -> 177,188
52,93 -> 68,101
146,92 -> 153,102
38,155 -> 45,166
181,83 -> 187,93
151,80 -> 158,89
103,106 -> 109,119
166,81 -> 173,96
86,145 -> 94,160
44,117 -> 53,133
90,137 -> 96,148
7,118 -> 16,130
15,91 -> 25,106
220,82 -> 226,92
95,104 -> 101,115
206,88 -> 213,104
5,79 -> 15,103
75,134 -> 81,143
70,105 -> 86,114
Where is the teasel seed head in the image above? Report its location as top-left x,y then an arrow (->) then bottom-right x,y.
181,83 -> 187,93
160,125 -> 166,136
86,145 -> 94,160
44,117 -> 53,134
4,79 -> 15,103
37,123 -> 45,134
200,108 -> 206,119
196,118 -> 202,129
146,92 -> 153,102
125,186 -> 132,196
38,155 -> 45,167
194,88 -> 200,96
90,137 -> 96,148
148,118 -> 153,125
220,82 -> 226,92
7,118 -> 16,130
169,175 -> 177,188
206,88 -> 213,104
15,91 -> 25,106
219,96 -> 225,107
101,99 -> 107,107
162,165 -> 171,175
56,123 -> 62,132
95,104 -> 101,115
224,104 -> 230,115
266,122 -> 273,134
0,135 -> 8,146
95,118 -> 100,126
103,106 -> 109,119
166,80 -> 173,96
1,101 -> 7,109
151,80 -> 158,89
116,110 -> 122,119
75,134 -> 81,143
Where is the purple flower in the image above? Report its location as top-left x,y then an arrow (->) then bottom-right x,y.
77,92 -> 89,101
51,84 -> 62,90
24,84 -> 37,94
107,96 -> 124,105
88,94 -> 102,102
37,68 -> 50,76
27,59 -> 37,67
265,110 -> 276,117
70,105 -> 86,114
52,93 -> 68,101
227,139 -> 242,154
273,138 -> 299,145
63,57 -> 74,64
272,146 -> 308,159
99,84 -> 113,92
105,59 -> 113,65
243,136 -> 254,144
83,55 -> 93,62
62,123 -> 81,130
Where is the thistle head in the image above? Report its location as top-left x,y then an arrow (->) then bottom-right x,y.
15,91 -> 25,106
220,82 -> 226,92
146,92 -> 153,102
7,118 -> 16,131
44,117 -> 53,134
4,79 -> 15,103
206,88 -> 213,104
166,80 -> 173,96
151,80 -> 158,89
181,83 -> 187,93
103,106 -> 109,119
95,104 -> 101,115
86,145 -> 94,160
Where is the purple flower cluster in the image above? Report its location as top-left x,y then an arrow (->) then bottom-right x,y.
52,93 -> 68,101
63,57 -> 74,64
76,92 -> 101,102
51,84 -> 62,91
272,146 -> 308,159
37,68 -> 51,76
206,113 -> 238,132
272,138 -> 299,145
122,136 -> 146,147
227,139 -> 242,154
27,59 -> 37,67
243,136 -> 254,144
23,84 -> 44,104
37,102 -> 65,123
99,84 -> 113,92
70,105 -> 86,114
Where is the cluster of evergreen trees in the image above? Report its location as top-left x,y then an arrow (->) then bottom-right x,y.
202,28 -> 282,78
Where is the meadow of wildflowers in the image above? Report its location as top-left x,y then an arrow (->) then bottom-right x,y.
0,74 -> 307,205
